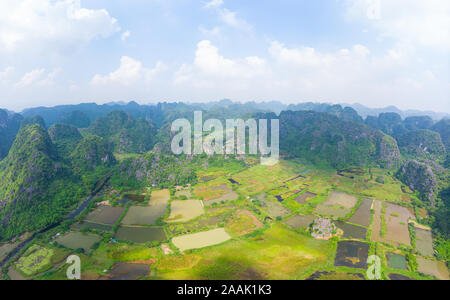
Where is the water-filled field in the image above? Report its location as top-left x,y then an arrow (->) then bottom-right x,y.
115,226 -> 167,243
384,202 -> 414,246
417,257 -> 449,280
72,221 -> 113,232
315,191 -> 358,218
149,189 -> 170,205
104,262 -> 149,280
284,215 -> 315,229
122,206 -> 163,226
204,191 -> 239,205
386,253 -> 407,270
307,271 -> 364,280
292,192 -> 317,204
84,205 -> 125,225
172,228 -> 231,252
56,232 -> 101,252
167,200 -> 205,223
335,221 -> 367,240
414,228 -> 434,257
348,198 -> 373,227
388,273 -> 414,280
334,241 -> 369,269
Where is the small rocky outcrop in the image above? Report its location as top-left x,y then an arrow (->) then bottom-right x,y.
396,160 -> 438,206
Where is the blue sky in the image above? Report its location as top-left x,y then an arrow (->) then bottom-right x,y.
0,0 -> 449,112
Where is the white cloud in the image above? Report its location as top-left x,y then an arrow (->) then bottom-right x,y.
175,40 -> 267,85
218,9 -> 252,32
0,0 -> 120,53
204,0 -> 224,9
15,68 -> 59,88
92,56 -> 166,86
203,1 -> 252,33
343,0 -> 450,51
121,30 -> 131,41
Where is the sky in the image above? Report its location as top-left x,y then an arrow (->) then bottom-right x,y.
0,0 -> 449,112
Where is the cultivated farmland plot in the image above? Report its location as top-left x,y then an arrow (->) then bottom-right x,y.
386,253 -> 407,270
172,228 -> 232,252
255,193 -> 291,218
284,215 -> 315,229
414,228 -> 434,257
348,198 -> 373,227
335,221 -> 367,240
55,232 -> 101,253
102,262 -> 149,280
115,226 -> 167,243
384,202 -> 414,246
334,241 -> 369,269
417,257 -> 449,280
203,191 -> 239,205
84,205 -> 125,225
167,200 -> 205,223
122,189 -> 170,226
315,191 -> 358,218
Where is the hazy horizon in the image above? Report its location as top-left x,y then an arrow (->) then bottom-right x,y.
1,0 -> 449,112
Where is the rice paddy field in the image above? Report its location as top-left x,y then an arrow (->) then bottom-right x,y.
55,232 -> 101,253
84,205 -> 125,225
166,200 -> 205,223
315,191 -> 358,218
284,215 -> 315,229
115,226 -> 167,243
172,228 -> 232,252
414,228 -> 434,257
417,257 -> 449,280
5,159 -> 446,281
386,253 -> 407,270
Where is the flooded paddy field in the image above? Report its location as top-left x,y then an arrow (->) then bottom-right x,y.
56,232 -> 101,253
72,221 -> 112,232
104,262 -> 149,280
348,198 -> 373,227
335,221 -> 367,240
315,191 -> 358,218
417,257 -> 449,280
388,273 -> 415,280
167,200 -> 205,223
284,215 -> 315,229
334,241 -> 369,269
124,194 -> 146,203
384,202 -> 414,246
115,226 -> 167,244
414,228 -> 434,257
386,253 -> 407,270
172,228 -> 231,252
292,192 -> 317,204
149,189 -> 170,205
307,271 -> 365,280
204,191 -> 239,205
122,206 -> 163,226
84,205 -> 125,225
